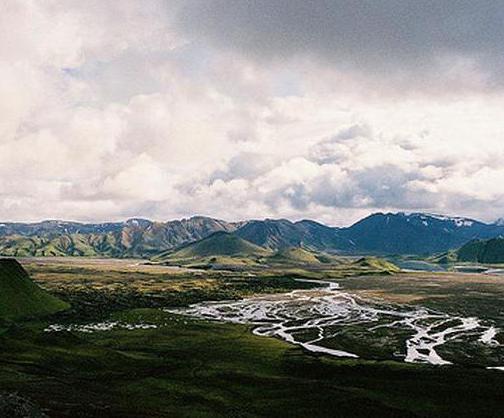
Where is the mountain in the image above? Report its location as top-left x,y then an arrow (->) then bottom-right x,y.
2,212 -> 504,258
0,259 -> 69,319
0,216 -> 238,258
235,218 -> 351,251
339,212 -> 504,255
235,219 -> 307,249
494,218 -> 504,226
456,237 -> 504,263
155,231 -> 271,264
294,220 -> 354,250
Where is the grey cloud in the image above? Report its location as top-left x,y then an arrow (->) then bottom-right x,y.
175,0 -> 504,89
333,124 -> 372,141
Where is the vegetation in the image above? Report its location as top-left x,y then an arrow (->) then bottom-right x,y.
352,257 -> 401,273
2,257 -> 503,416
2,309 -> 504,417
3,212 -> 504,259
456,237 -> 504,263
0,217 -> 238,258
267,247 -> 324,264
0,259 -> 69,319
155,231 -> 271,263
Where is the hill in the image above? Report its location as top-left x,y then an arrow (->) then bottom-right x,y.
456,237 -> 504,263
0,259 -> 69,319
352,257 -> 401,273
155,231 -> 271,264
267,247 -> 325,265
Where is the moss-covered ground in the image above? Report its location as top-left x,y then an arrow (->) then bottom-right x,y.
1,258 -> 504,417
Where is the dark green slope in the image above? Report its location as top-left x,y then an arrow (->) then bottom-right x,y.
0,259 -> 69,319
457,237 -> 504,263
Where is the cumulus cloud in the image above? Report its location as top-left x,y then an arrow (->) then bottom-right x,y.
1,1 -> 504,225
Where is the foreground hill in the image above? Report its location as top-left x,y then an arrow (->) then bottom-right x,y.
456,237 -> 504,263
0,259 -> 69,319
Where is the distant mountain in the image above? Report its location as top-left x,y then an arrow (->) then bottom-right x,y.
235,219 -> 306,249
2,212 -> 504,258
0,216 -> 238,258
0,259 -> 69,319
235,218 -> 351,251
339,212 -> 504,255
295,220 -> 354,250
456,237 -> 504,263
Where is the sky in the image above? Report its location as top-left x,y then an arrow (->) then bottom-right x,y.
2,0 -> 504,226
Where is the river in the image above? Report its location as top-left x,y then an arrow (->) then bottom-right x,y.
167,279 -> 502,366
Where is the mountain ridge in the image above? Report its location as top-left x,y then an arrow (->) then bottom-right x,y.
1,212 -> 504,257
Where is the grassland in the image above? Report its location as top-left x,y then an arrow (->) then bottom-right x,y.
1,257 -> 504,417
339,271 -> 504,321
2,309 -> 504,417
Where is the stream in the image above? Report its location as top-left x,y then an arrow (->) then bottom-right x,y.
167,279 -> 502,366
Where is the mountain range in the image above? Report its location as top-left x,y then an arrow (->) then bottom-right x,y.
1,212 -> 503,258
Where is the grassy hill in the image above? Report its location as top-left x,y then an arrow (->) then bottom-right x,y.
456,237 -> 504,263
155,232 -> 272,265
0,259 -> 69,319
352,257 -> 401,273
267,247 -> 324,265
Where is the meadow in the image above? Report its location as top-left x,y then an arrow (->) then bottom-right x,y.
1,257 -> 504,417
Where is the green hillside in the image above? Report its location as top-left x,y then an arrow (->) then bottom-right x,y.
0,217 -> 238,259
155,231 -> 271,262
457,237 -> 504,263
429,250 -> 458,264
267,247 -> 324,265
0,259 -> 69,319
352,257 -> 401,273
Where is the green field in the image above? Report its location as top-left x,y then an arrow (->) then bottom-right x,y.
1,258 -> 504,417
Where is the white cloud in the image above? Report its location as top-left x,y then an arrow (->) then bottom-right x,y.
1,1 -> 504,225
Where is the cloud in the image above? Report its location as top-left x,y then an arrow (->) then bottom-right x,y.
175,0 -> 504,93
1,1 -> 504,225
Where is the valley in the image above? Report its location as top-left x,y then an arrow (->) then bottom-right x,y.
169,279 -> 504,367
2,256 -> 504,416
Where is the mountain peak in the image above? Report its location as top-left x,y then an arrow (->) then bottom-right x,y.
125,218 -> 153,227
